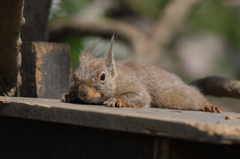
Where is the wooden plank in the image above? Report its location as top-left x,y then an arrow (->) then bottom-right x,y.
1,96 -> 240,145
20,42 -> 71,99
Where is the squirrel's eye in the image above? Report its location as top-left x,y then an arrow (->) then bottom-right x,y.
92,76 -> 96,82
100,73 -> 105,81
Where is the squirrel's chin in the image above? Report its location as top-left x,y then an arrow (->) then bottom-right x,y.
84,97 -> 107,104
84,99 -> 92,103
81,97 -> 92,103
82,97 -> 99,104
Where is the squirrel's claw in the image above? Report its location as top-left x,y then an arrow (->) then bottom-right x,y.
104,97 -> 133,108
61,93 -> 68,102
103,97 -> 124,108
104,97 -> 117,107
201,104 -> 223,113
117,102 -> 122,107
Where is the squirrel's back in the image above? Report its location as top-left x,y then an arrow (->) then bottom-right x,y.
115,60 -> 207,110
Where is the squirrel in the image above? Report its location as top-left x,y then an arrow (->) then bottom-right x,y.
61,35 -> 222,113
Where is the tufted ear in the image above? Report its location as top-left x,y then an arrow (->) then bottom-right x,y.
79,38 -> 99,65
105,35 -> 117,78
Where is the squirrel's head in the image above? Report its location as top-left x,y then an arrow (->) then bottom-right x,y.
74,36 -> 117,104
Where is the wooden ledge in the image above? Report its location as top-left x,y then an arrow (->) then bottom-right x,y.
0,96 -> 240,145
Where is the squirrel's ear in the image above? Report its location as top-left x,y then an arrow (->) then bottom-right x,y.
79,38 -> 99,63
105,35 -> 117,78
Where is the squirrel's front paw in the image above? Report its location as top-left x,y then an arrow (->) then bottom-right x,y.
103,97 -> 133,108
201,104 -> 223,113
61,93 -> 68,102
61,93 -> 78,103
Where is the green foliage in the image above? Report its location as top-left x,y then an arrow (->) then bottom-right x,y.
121,0 -> 170,20
62,35 -> 83,70
50,0 -> 93,69
49,0 -> 240,76
187,0 -> 240,47
61,0 -> 92,14
51,0 -> 92,18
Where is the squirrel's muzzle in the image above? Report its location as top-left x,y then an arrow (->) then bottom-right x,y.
78,85 -> 89,96
80,90 -> 88,96
78,84 -> 101,102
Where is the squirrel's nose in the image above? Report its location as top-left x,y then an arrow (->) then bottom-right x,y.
79,90 -> 88,96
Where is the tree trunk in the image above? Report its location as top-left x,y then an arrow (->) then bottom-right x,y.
0,0 -> 25,96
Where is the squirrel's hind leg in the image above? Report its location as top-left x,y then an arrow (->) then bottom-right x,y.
201,103 -> 223,113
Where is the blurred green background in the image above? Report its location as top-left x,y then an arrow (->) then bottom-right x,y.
48,0 -> 240,76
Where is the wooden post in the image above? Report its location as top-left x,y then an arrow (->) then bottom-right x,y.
0,0 -> 25,96
21,0 -> 52,41
20,42 -> 71,99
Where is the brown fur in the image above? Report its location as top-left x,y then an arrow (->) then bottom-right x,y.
61,36 -> 222,113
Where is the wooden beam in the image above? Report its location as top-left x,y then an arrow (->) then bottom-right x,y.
1,96 -> 240,144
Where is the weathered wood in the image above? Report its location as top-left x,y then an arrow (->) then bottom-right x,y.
0,116 -> 239,159
1,96 -> 240,145
0,0 -> 25,96
20,42 -> 71,99
21,0 -> 52,41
